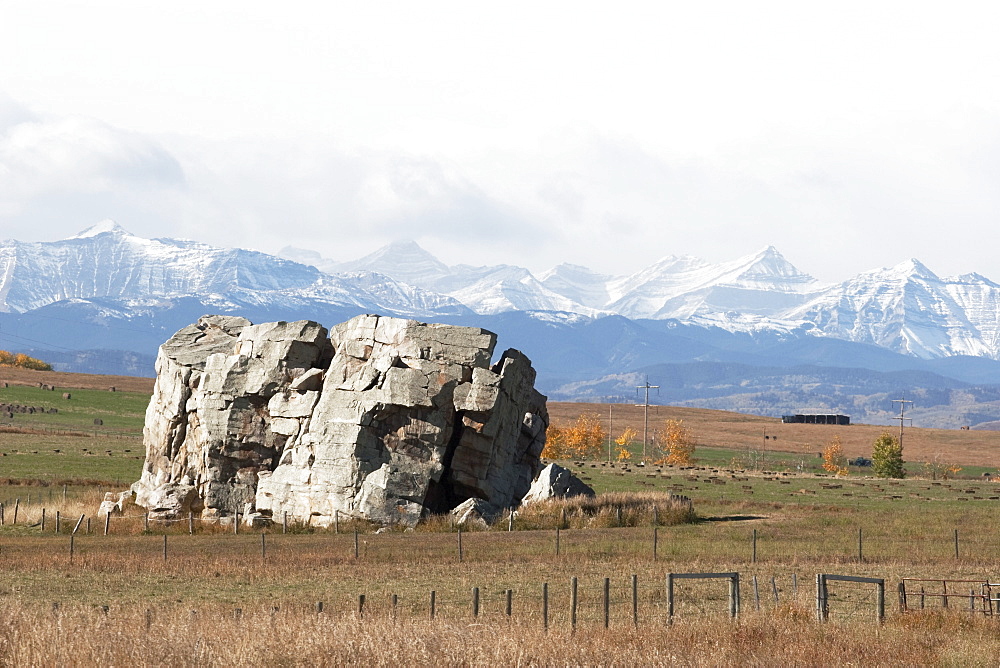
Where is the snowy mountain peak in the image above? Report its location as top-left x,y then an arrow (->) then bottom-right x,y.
954,272 -> 1000,287
338,239 -> 451,288
538,263 -> 609,281
725,246 -> 815,287
68,219 -> 131,239
890,258 -> 939,281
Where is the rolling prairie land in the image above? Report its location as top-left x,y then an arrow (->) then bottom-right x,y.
3,371 -> 1000,665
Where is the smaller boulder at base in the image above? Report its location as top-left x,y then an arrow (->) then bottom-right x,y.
450,497 -> 503,527
521,463 -> 595,505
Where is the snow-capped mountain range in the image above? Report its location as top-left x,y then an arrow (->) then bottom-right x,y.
0,221 -> 469,318
4,221 -> 1000,428
3,221 -> 1000,362
281,237 -> 1000,361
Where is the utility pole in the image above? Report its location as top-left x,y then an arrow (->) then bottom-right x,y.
635,379 -> 659,461
892,395 -> 913,454
762,428 -> 766,470
607,403 -> 613,464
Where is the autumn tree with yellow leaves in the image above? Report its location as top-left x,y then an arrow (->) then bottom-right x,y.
615,426 -> 637,462
822,436 -> 849,476
0,350 -> 52,371
655,419 -> 696,466
541,412 -> 607,460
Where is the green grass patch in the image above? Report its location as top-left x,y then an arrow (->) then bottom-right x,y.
0,384 -> 148,434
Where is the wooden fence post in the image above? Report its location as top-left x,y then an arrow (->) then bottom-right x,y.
730,574 -> 740,617
603,577 -> 610,628
72,515 -> 84,534
261,533 -> 266,562
430,591 -> 436,620
41,508 -> 46,532
457,529 -> 463,562
653,527 -> 658,561
505,589 -> 513,618
358,594 -> 365,617
472,587 -> 479,617
104,512 -> 111,536
189,512 -> 194,535
954,529 -> 960,559
69,535 -> 74,564
631,574 -> 638,627
12,498 -> 18,525
570,576 -> 578,630
877,580 -> 885,623
55,510 -> 60,533
815,574 -> 825,622
354,529 -> 359,559
543,583 -> 549,630
145,511 -> 149,533
163,534 -> 168,562
667,573 -> 674,621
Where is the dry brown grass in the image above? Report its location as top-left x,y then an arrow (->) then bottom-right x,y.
549,401 -> 1000,468
514,491 -> 696,529
1,598 -> 999,666
4,509 -> 1000,665
0,367 -> 154,393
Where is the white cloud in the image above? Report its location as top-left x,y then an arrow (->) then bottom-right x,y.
2,3 -> 1000,283
0,112 -> 183,228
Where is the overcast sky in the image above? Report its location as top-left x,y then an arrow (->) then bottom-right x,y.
2,2 -> 999,283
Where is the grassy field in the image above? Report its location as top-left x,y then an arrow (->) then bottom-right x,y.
0,378 -> 146,484
4,375 -> 1000,664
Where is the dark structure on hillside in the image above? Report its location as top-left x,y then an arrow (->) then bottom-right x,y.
781,413 -> 850,425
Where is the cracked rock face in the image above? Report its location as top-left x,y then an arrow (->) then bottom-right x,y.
132,314 -> 548,526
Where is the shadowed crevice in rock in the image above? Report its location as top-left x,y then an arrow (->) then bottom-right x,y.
132,314 -> 549,526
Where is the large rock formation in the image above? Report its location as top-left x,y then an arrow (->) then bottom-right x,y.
133,314 -> 549,526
